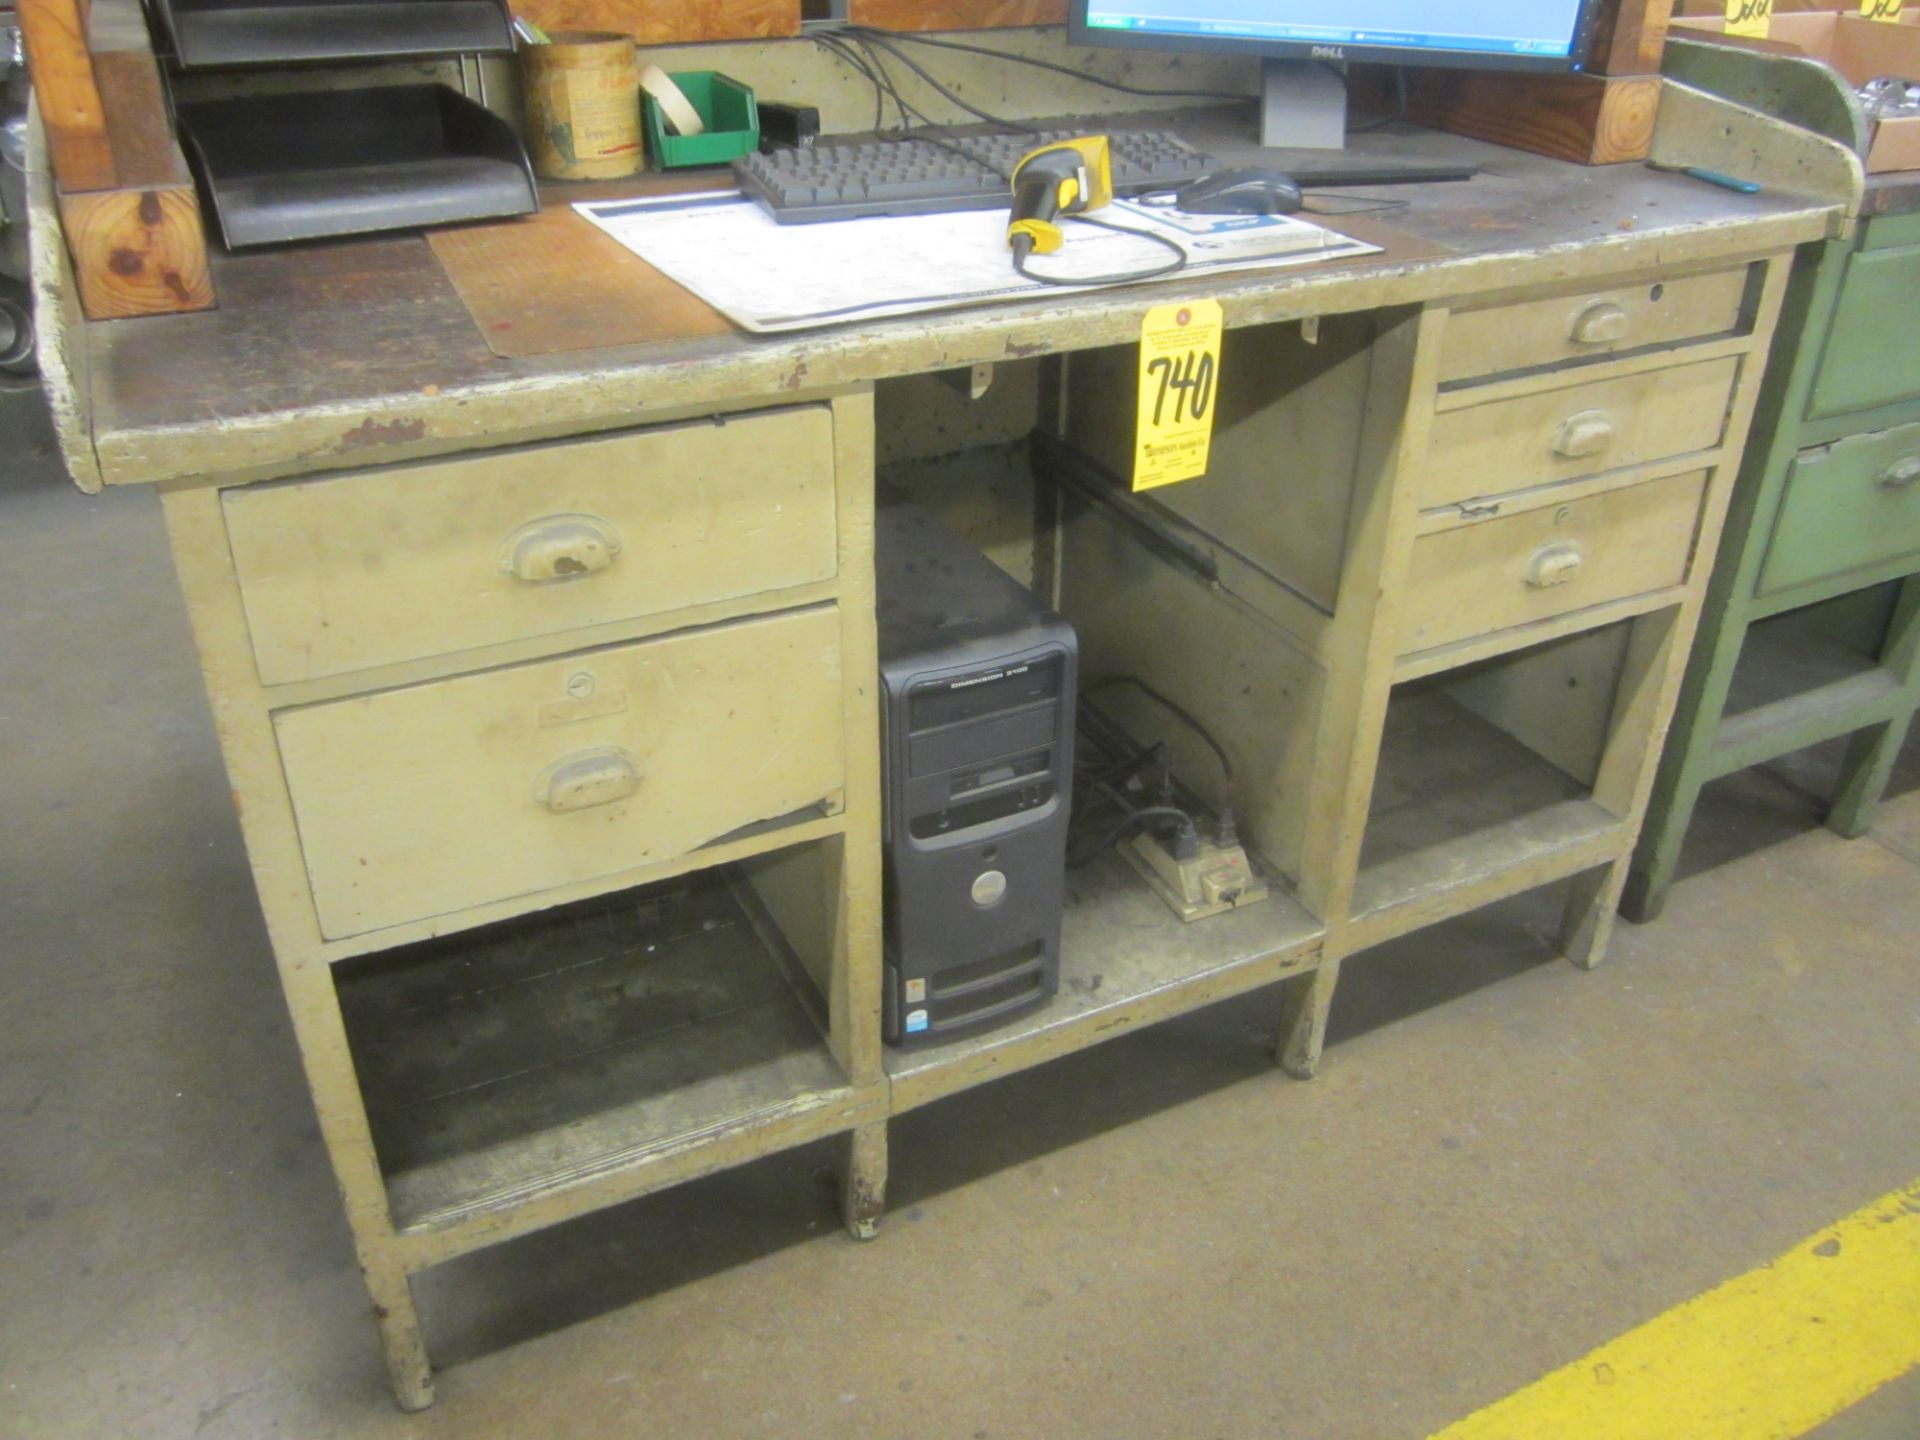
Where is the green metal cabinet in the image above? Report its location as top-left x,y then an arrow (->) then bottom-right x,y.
1624,42 -> 1920,920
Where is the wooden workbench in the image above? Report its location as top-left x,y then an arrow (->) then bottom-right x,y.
29,82 -> 1849,1409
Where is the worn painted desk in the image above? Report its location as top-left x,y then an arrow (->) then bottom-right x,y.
1624,39 -> 1920,921
30,89 -> 1844,1408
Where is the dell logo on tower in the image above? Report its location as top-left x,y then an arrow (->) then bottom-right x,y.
1311,45 -> 1345,60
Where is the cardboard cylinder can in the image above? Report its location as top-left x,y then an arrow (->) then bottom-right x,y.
521,32 -> 643,180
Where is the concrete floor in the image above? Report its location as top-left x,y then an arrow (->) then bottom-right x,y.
3,384 -> 1918,1440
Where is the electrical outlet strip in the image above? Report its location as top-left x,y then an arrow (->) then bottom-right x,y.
1121,826 -> 1270,923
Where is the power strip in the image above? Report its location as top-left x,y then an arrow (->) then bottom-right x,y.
1122,826 -> 1270,923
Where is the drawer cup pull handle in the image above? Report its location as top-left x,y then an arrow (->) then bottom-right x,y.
1526,543 -> 1585,589
537,748 -> 641,813
1553,410 -> 1618,460
1570,301 -> 1630,345
501,514 -> 623,583
1877,457 -> 1920,491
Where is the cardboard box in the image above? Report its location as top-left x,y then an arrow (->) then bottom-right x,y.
1672,11 -> 1920,169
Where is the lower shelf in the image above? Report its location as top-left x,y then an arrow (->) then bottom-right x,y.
336,870 -> 869,1247
1349,684 -> 1623,944
1711,605 -> 1905,777
885,853 -> 1323,1114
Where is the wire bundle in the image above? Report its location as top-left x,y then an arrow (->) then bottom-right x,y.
806,24 -> 1230,287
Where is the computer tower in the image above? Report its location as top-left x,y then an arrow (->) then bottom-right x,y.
876,502 -> 1077,1045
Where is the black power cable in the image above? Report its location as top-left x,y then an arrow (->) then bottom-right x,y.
811,31 -> 891,132
1068,805 -> 1197,870
840,25 -> 1255,107
1084,675 -> 1233,786
809,32 -> 1195,290
1349,65 -> 1409,134
1013,213 -> 1189,289
848,28 -> 1043,134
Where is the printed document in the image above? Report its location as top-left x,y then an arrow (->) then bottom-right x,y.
576,192 -> 1381,333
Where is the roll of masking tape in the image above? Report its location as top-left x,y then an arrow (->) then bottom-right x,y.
640,65 -> 705,137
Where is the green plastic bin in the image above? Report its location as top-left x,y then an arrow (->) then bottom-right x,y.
643,71 -> 759,169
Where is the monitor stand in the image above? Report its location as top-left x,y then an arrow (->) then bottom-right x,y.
1260,58 -> 1348,150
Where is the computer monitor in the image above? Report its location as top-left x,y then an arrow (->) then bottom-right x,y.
1070,0 -> 1608,149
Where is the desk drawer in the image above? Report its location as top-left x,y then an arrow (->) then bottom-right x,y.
1758,423 -> 1920,597
1401,470 -> 1708,657
1424,356 -> 1737,511
274,606 -> 845,940
1439,269 -> 1749,385
224,406 -> 838,686
1807,244 -> 1920,420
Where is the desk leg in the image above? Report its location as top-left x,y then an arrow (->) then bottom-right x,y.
1621,769 -> 1702,926
1828,716 -> 1914,838
364,1257 -> 434,1412
1828,578 -> 1920,838
1561,858 -> 1628,971
838,1120 -> 888,1241
1277,960 -> 1341,1079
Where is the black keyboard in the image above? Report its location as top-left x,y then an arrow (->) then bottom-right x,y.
733,129 -> 1219,224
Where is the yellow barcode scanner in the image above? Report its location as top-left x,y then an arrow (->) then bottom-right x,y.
1007,136 -> 1114,262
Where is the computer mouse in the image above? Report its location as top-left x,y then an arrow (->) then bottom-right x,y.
1175,168 -> 1304,217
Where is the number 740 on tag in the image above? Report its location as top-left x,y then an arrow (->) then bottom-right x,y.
1133,300 -> 1225,492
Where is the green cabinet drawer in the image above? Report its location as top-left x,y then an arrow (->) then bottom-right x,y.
1759,422 -> 1920,596
1807,243 -> 1920,420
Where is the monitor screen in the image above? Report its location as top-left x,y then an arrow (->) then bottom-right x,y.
1073,0 -> 1600,71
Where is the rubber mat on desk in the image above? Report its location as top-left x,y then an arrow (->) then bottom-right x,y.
1302,210 -> 1455,269
429,203 -> 737,358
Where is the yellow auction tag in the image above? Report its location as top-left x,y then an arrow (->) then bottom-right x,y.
1725,0 -> 1772,37
1133,299 -> 1223,492
1862,0 -> 1904,20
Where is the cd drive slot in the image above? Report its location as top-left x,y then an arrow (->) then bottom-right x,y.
951,750 -> 1050,797
909,704 -> 1058,775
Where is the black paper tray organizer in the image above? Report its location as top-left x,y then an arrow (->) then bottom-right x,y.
151,0 -> 515,68
177,85 -> 537,247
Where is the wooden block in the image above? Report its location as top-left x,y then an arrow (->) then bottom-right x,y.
515,0 -> 799,42
24,0 -> 216,316
72,57 -> 215,318
1588,0 -> 1678,75
1394,70 -> 1664,165
58,46 -> 215,317
92,51 -> 183,185
57,185 -> 214,318
17,0 -> 114,190
847,0 -> 1067,28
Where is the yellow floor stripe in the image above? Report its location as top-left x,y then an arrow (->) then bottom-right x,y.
1431,1177 -> 1920,1440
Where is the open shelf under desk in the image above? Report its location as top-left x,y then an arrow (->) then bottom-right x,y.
1346,687 -> 1625,949
1709,609 -> 1906,778
336,870 -> 873,1254
885,854 -> 1323,1115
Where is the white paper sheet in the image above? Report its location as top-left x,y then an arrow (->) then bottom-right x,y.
575,191 -> 1382,334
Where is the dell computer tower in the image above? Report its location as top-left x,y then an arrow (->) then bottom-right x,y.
876,502 -> 1077,1045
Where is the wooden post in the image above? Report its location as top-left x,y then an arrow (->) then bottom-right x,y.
17,0 -> 114,190
20,0 -> 216,318
1589,0 -> 1679,76
1385,70 -> 1665,166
